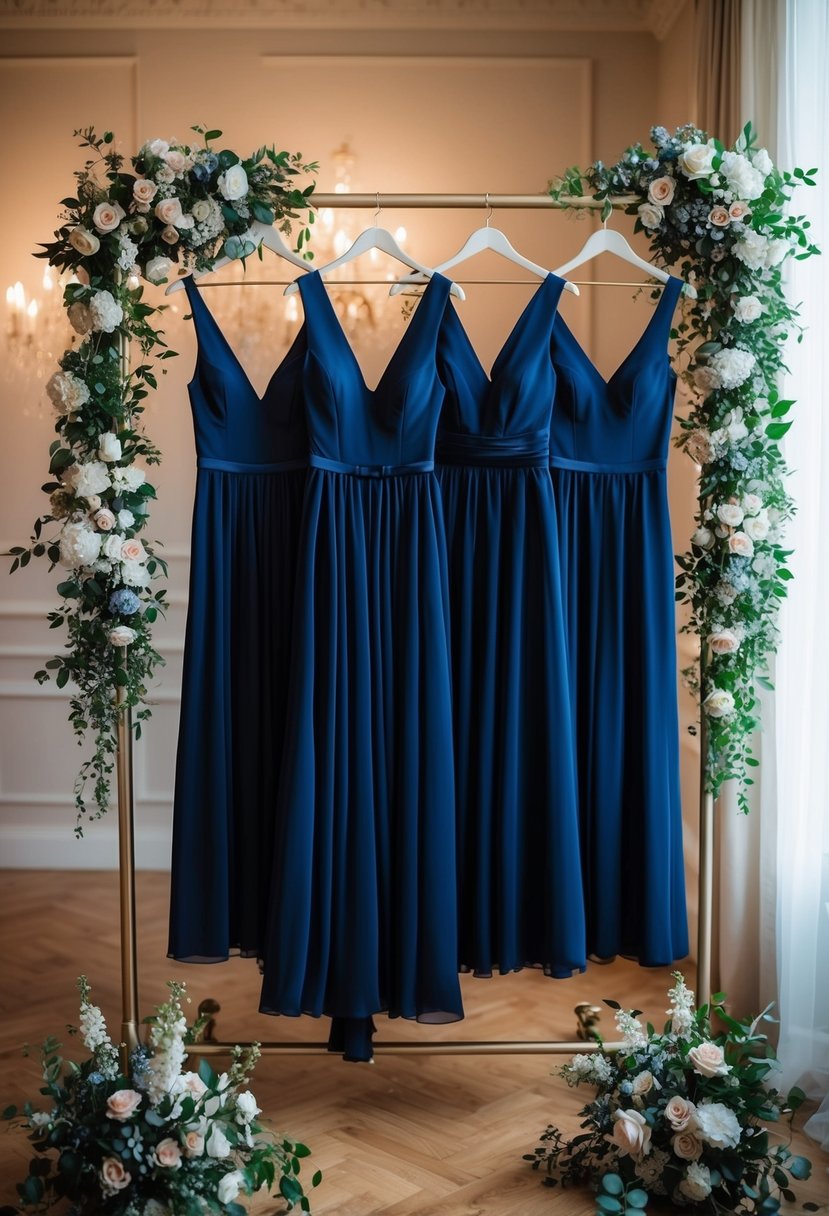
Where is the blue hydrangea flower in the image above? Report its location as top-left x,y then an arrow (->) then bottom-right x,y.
88,1071 -> 105,1085
190,163 -> 209,184
109,589 -> 141,616
203,153 -> 218,175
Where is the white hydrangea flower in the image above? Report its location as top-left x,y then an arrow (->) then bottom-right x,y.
703,688 -> 735,718
122,559 -> 151,588
64,460 -> 111,499
695,1100 -> 742,1148
733,229 -> 769,271
89,290 -> 124,334
111,465 -> 147,492
59,521 -> 102,569
720,151 -> 766,200
117,234 -> 139,272
46,370 -> 90,415
680,1161 -> 713,1202
709,347 -> 756,390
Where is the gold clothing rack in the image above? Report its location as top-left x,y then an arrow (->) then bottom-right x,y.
116,191 -> 711,1063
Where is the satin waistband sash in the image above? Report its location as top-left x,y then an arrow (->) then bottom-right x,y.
436,428 -> 549,467
549,454 -> 666,474
198,456 -> 307,474
309,454 -> 434,478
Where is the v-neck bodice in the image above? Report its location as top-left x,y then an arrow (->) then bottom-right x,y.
436,273 -> 568,457
297,269 -> 453,470
549,276 -> 683,469
184,275 -> 307,468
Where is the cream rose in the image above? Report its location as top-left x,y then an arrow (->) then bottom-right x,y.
108,625 -> 137,647
217,1171 -> 245,1204
144,255 -> 173,284
147,138 -> 170,157
638,201 -> 664,230
161,224 -> 180,245
106,1087 -> 143,1121
133,178 -> 158,205
692,526 -> 714,549
99,1155 -> 131,1194
729,200 -> 752,222
69,226 -> 101,256
664,1095 -> 697,1131
672,1129 -> 704,1160
191,199 -> 212,222
164,149 -> 187,174
733,294 -> 762,323
729,531 -> 755,557
121,538 -> 145,562
647,176 -> 676,205
154,1137 -> 182,1169
708,206 -> 731,228
703,688 -> 735,718
92,202 -> 126,234
218,163 -> 249,201
717,502 -> 744,527
742,493 -> 763,516
709,628 -> 741,655
183,1129 -> 205,1158
206,1125 -> 232,1158
154,197 -> 183,226
94,508 -> 117,532
744,511 -> 770,541
689,1041 -> 731,1078
98,432 -> 122,462
608,1108 -> 652,1160
679,142 -> 717,179
103,533 -> 125,560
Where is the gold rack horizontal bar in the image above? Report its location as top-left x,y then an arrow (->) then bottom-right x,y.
192,279 -> 661,288
195,1038 -> 620,1056
309,192 -> 637,209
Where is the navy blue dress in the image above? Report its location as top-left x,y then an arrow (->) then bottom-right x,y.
168,275 -> 307,963
549,276 -> 689,965
259,270 -> 462,1061
435,274 -> 586,979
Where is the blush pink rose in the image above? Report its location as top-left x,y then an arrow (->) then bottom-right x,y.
106,1088 -> 142,1121
729,200 -> 752,221
161,224 -> 180,244
689,1041 -> 730,1077
665,1095 -> 697,1131
608,1108 -> 652,1160
99,1155 -> 131,1193
154,197 -> 183,226
154,1136 -> 182,1169
121,539 -> 145,562
708,206 -> 731,227
164,150 -> 187,173
94,509 -> 117,532
183,1129 -> 205,1158
92,202 -> 126,234
133,179 -> 158,205
648,176 -> 676,205
673,1129 -> 705,1160
728,531 -> 755,558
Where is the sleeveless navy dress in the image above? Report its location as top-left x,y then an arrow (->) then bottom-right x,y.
435,274 -> 586,979
549,276 -> 688,965
168,276 -> 307,963
259,270 -> 462,1061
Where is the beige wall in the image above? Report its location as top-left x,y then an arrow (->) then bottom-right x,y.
0,0 -> 699,920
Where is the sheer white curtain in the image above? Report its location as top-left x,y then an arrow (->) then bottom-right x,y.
774,0 -> 829,1128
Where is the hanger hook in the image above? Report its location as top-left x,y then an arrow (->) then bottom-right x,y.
485,192 -> 492,228
373,192 -> 381,226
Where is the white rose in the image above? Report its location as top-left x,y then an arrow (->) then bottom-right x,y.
734,229 -> 769,271
118,508 -> 136,529
717,502 -> 744,527
703,688 -> 735,718
733,295 -> 762,323
720,150 -> 766,200
67,301 -> 94,334
98,432 -> 122,462
709,628 -> 741,655
752,146 -> 774,177
765,238 -> 791,268
206,1125 -> 231,1158
103,533 -> 125,560
664,1095 -> 697,1132
46,370 -> 90,415
692,527 -> 714,549
217,1171 -> 245,1203
679,142 -> 717,179
218,164 -> 249,201
94,508 -> 117,531
695,1100 -> 741,1148
147,138 -> 170,157
145,255 -> 173,284
65,460 -> 111,499
92,201 -> 126,234
133,178 -> 158,205
729,531 -> 755,557
234,1089 -> 261,1124
121,559 -> 151,587
632,1071 -> 655,1097
692,364 -> 720,395
191,199 -> 211,222
638,201 -> 664,230
155,197 -> 183,226
672,1129 -> 705,1160
743,511 -> 770,541
647,176 -> 676,205
680,1162 -> 713,1202
108,625 -> 137,647
68,226 -> 101,256
608,1108 -> 652,1160
742,493 -> 763,516
89,290 -> 123,333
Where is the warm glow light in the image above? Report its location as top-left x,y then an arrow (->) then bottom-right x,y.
395,226 -> 407,244
334,182 -> 349,194
13,281 -> 25,310
285,295 -> 299,323
42,269 -> 54,291
369,247 -> 379,265
320,208 -> 334,231
5,285 -> 14,309
333,229 -> 350,257
27,300 -> 39,319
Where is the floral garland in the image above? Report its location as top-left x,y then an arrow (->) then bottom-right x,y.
2,976 -> 320,1212
525,975 -> 816,1215
9,127 -> 316,832
549,123 -> 819,811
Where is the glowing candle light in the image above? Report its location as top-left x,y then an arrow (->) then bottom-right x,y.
395,226 -> 407,244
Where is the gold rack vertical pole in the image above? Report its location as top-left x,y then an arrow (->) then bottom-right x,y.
697,654 -> 715,1010
115,306 -> 140,1068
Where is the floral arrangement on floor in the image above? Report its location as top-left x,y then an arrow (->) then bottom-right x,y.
525,974 -> 816,1215
8,126 -> 316,833
1,977 -> 320,1214
549,122 -> 819,811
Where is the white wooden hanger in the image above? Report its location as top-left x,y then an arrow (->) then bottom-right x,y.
390,196 -> 579,296
284,196 -> 465,300
552,220 -> 697,298
165,220 -> 309,294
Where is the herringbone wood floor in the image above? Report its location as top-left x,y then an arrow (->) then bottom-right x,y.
1,872 -> 826,1214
